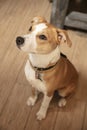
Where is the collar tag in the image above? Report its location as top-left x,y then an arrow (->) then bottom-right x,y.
35,70 -> 42,81
35,70 -> 39,79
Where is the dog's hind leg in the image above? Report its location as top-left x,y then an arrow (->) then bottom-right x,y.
58,82 -> 77,107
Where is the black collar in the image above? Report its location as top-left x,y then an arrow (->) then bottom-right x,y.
34,62 -> 58,72
30,52 -> 67,72
60,52 -> 67,58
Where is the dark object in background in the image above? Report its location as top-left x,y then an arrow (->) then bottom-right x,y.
65,12 -> 87,31
50,0 -> 69,28
67,0 -> 87,14
49,0 -> 53,3
49,0 -> 87,13
50,0 -> 87,31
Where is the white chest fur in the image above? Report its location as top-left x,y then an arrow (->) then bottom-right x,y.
24,60 -> 46,93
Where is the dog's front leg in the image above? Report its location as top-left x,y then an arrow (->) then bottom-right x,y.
27,88 -> 39,106
36,93 -> 53,120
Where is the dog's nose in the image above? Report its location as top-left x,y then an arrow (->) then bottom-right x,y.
16,36 -> 24,46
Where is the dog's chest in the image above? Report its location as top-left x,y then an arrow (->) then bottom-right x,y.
24,60 -> 46,93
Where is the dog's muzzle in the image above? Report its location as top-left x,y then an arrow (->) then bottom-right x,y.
16,36 -> 25,48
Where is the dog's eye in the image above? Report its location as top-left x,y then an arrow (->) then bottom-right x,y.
39,35 -> 47,40
29,26 -> 32,31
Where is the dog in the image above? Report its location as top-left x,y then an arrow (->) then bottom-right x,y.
16,16 -> 78,120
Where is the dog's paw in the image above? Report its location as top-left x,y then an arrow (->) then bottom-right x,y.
36,110 -> 46,120
27,97 -> 36,106
58,98 -> 66,107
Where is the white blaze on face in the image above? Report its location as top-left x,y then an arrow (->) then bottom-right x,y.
21,23 -> 47,53
33,23 -> 47,34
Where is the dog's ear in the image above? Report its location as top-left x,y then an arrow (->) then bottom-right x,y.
31,16 -> 47,25
57,29 -> 72,47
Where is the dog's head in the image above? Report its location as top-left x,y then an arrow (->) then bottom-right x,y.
16,16 -> 72,54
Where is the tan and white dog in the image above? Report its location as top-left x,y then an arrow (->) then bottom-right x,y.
16,16 -> 78,120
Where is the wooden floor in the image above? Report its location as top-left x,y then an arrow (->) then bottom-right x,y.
0,0 -> 87,130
